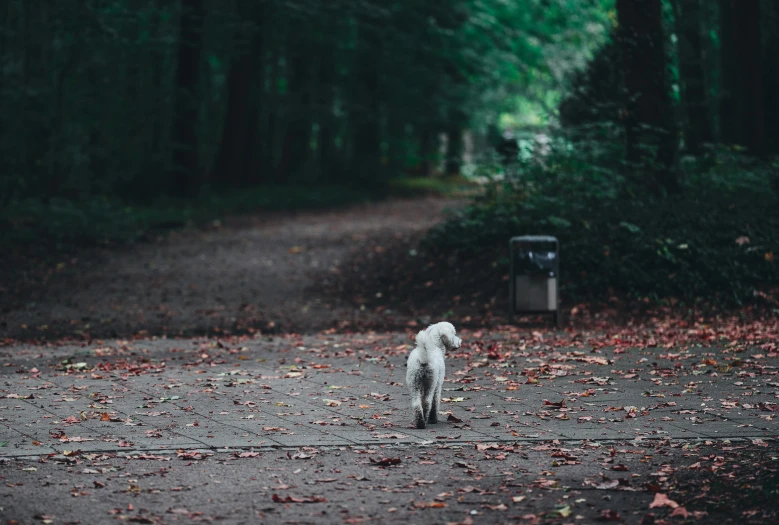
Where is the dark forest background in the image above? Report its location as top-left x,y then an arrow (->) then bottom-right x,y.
1,0 -> 777,306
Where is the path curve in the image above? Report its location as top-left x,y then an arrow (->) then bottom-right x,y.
1,198 -> 460,340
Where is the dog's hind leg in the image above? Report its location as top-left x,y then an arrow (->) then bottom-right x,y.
420,395 -> 431,428
428,385 -> 442,424
412,395 -> 426,429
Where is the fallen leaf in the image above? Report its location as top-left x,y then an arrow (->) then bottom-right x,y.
369,457 -> 401,467
649,493 -> 679,509
272,494 -> 326,503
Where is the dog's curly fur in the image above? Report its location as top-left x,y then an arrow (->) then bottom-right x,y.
406,322 -> 462,429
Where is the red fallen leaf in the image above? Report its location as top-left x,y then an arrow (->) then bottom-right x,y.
411,501 -> 447,509
369,457 -> 401,467
176,450 -> 210,460
610,464 -> 629,471
649,493 -> 679,509
447,413 -> 463,423
543,399 -> 566,409
594,509 -> 622,522
475,443 -> 501,451
670,507 -> 689,518
93,481 -> 105,488
272,494 -> 327,503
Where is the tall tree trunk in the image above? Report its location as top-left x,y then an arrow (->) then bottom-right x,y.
275,44 -> 311,183
352,23 -> 382,185
617,0 -> 679,194
739,2 -> 765,154
445,128 -> 463,176
718,0 -> 740,145
719,0 -> 764,153
243,43 -> 265,186
445,109 -> 465,176
419,127 -> 437,177
672,0 -> 712,153
763,1 -> 779,155
169,0 -> 204,198
211,46 -> 255,187
316,46 -> 337,182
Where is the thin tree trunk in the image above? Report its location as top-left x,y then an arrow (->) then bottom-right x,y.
617,0 -> 679,194
169,0 -> 204,197
316,47 -> 336,181
246,37 -> 269,186
276,45 -> 311,183
419,126 -> 437,177
762,1 -> 779,154
672,0 -> 713,153
352,23 -> 382,185
445,109 -> 465,176
211,51 -> 254,186
718,0 -> 764,153
739,2 -> 765,154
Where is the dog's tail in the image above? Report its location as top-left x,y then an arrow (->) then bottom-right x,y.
414,329 -> 431,365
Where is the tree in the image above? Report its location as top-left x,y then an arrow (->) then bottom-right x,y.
671,0 -> 713,153
211,11 -> 262,188
616,0 -> 679,194
169,0 -> 205,197
718,0 -> 764,154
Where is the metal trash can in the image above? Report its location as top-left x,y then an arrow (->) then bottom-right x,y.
509,235 -> 561,327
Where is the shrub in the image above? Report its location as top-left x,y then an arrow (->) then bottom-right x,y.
425,143 -> 779,305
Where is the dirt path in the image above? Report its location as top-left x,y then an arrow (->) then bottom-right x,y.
0,198 -> 461,340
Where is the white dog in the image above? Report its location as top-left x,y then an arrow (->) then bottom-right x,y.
406,322 -> 462,429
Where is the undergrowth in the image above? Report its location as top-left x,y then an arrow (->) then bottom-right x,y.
424,144 -> 779,306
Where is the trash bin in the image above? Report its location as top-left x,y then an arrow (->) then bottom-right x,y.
509,235 -> 560,327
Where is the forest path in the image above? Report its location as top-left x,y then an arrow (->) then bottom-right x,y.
1,198 -> 461,341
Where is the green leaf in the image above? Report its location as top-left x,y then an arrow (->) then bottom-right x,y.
619,221 -> 642,234
548,216 -> 572,228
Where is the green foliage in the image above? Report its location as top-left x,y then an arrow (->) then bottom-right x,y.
0,0 -> 614,212
426,145 -> 779,304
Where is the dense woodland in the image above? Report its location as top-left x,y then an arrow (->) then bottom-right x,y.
2,0 -> 779,203
0,0 -> 608,205
1,0 -> 778,304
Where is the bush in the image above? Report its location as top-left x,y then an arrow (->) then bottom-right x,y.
425,143 -> 779,305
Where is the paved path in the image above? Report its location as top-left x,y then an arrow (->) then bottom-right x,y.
3,329 -> 777,457
2,329 -> 778,524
